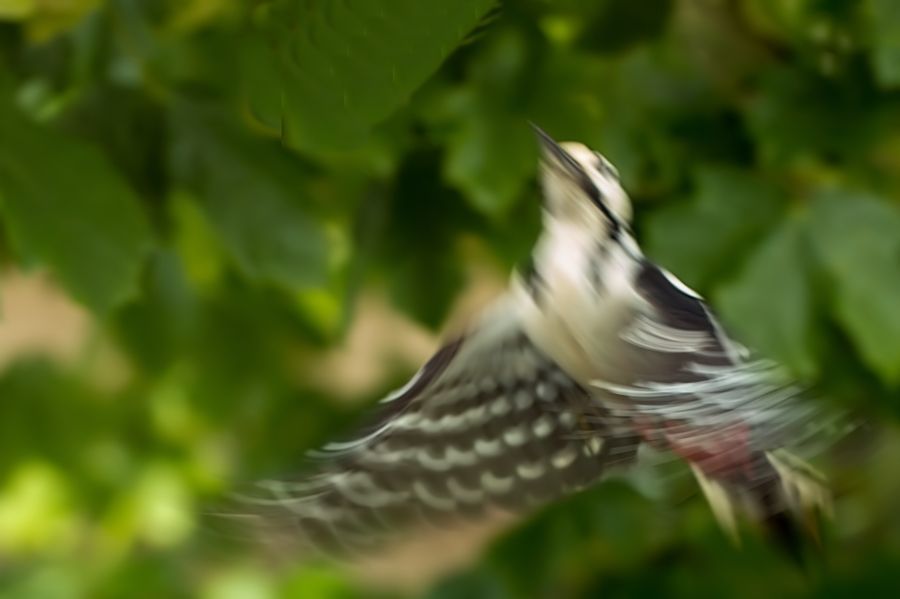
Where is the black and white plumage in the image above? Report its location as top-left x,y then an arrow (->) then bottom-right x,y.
230,127 -> 833,555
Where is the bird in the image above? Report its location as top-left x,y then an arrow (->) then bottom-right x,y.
229,126 -> 835,558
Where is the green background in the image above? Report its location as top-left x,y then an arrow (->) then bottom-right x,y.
1,0 -> 900,597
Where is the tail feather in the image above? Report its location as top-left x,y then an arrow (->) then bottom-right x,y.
690,449 -> 831,555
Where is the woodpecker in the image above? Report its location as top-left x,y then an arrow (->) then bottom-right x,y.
232,127 -> 833,556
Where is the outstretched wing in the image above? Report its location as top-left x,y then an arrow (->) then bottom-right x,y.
595,260 -> 833,538
231,298 -> 638,555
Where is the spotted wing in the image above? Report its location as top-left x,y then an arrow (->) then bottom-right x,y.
231,299 -> 637,555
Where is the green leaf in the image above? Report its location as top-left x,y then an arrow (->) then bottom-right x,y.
0,0 -> 32,20
866,0 -> 900,88
644,168 -> 784,290
0,104 -> 151,313
427,569 -> 509,599
380,155 -> 467,329
444,106 -> 537,218
807,189 -> 900,384
240,30 -> 283,136
388,248 -> 465,330
416,30 -> 537,217
116,249 -> 198,373
587,46 -> 735,194
575,0 -> 673,54
379,151 -> 469,329
486,482 -> 667,596
716,217 -> 819,379
523,51 -> 606,149
746,67 -> 882,166
169,105 -> 330,289
280,567 -> 360,599
258,0 -> 496,151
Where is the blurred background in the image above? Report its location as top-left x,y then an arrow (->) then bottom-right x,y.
1,0 -> 900,597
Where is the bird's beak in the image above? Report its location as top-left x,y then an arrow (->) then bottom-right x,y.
530,123 -> 584,181
529,124 -> 623,230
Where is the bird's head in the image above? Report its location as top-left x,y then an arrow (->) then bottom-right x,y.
532,125 -> 632,236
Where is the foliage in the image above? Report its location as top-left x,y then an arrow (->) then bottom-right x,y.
1,0 -> 900,597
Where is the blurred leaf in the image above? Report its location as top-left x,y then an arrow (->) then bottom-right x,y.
104,460 -> 193,549
487,481 -> 668,597
0,564 -> 86,599
589,45 -> 734,194
644,168 -> 784,290
0,0 -> 32,20
116,249 -> 198,372
419,29 -> 538,217
166,0 -> 235,34
444,105 -> 536,217
388,247 -> 465,329
2,0 -> 101,42
94,556 -> 189,599
380,151 -> 470,328
746,66 -> 884,166
257,0 -> 497,151
240,30 -> 282,135
0,361 -> 104,474
716,216 -> 819,379
0,461 -> 75,553
60,85 -> 168,201
170,104 -> 330,289
866,0 -> 900,87
426,569 -> 509,599
738,0 -> 817,41
807,189 -> 900,384
524,51 -> 606,148
202,566 -> 276,599
280,568 -> 362,599
575,0 -> 673,54
170,190 -> 227,288
0,102 -> 152,313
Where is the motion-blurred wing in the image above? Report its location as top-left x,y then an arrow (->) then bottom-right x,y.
594,261 -> 831,536
596,261 -> 813,455
232,298 -> 637,555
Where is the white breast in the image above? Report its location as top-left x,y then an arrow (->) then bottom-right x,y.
514,220 -> 646,383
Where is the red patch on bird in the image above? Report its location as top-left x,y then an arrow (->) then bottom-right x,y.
636,417 -> 754,479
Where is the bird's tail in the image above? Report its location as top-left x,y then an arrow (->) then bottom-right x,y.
690,449 -> 831,556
